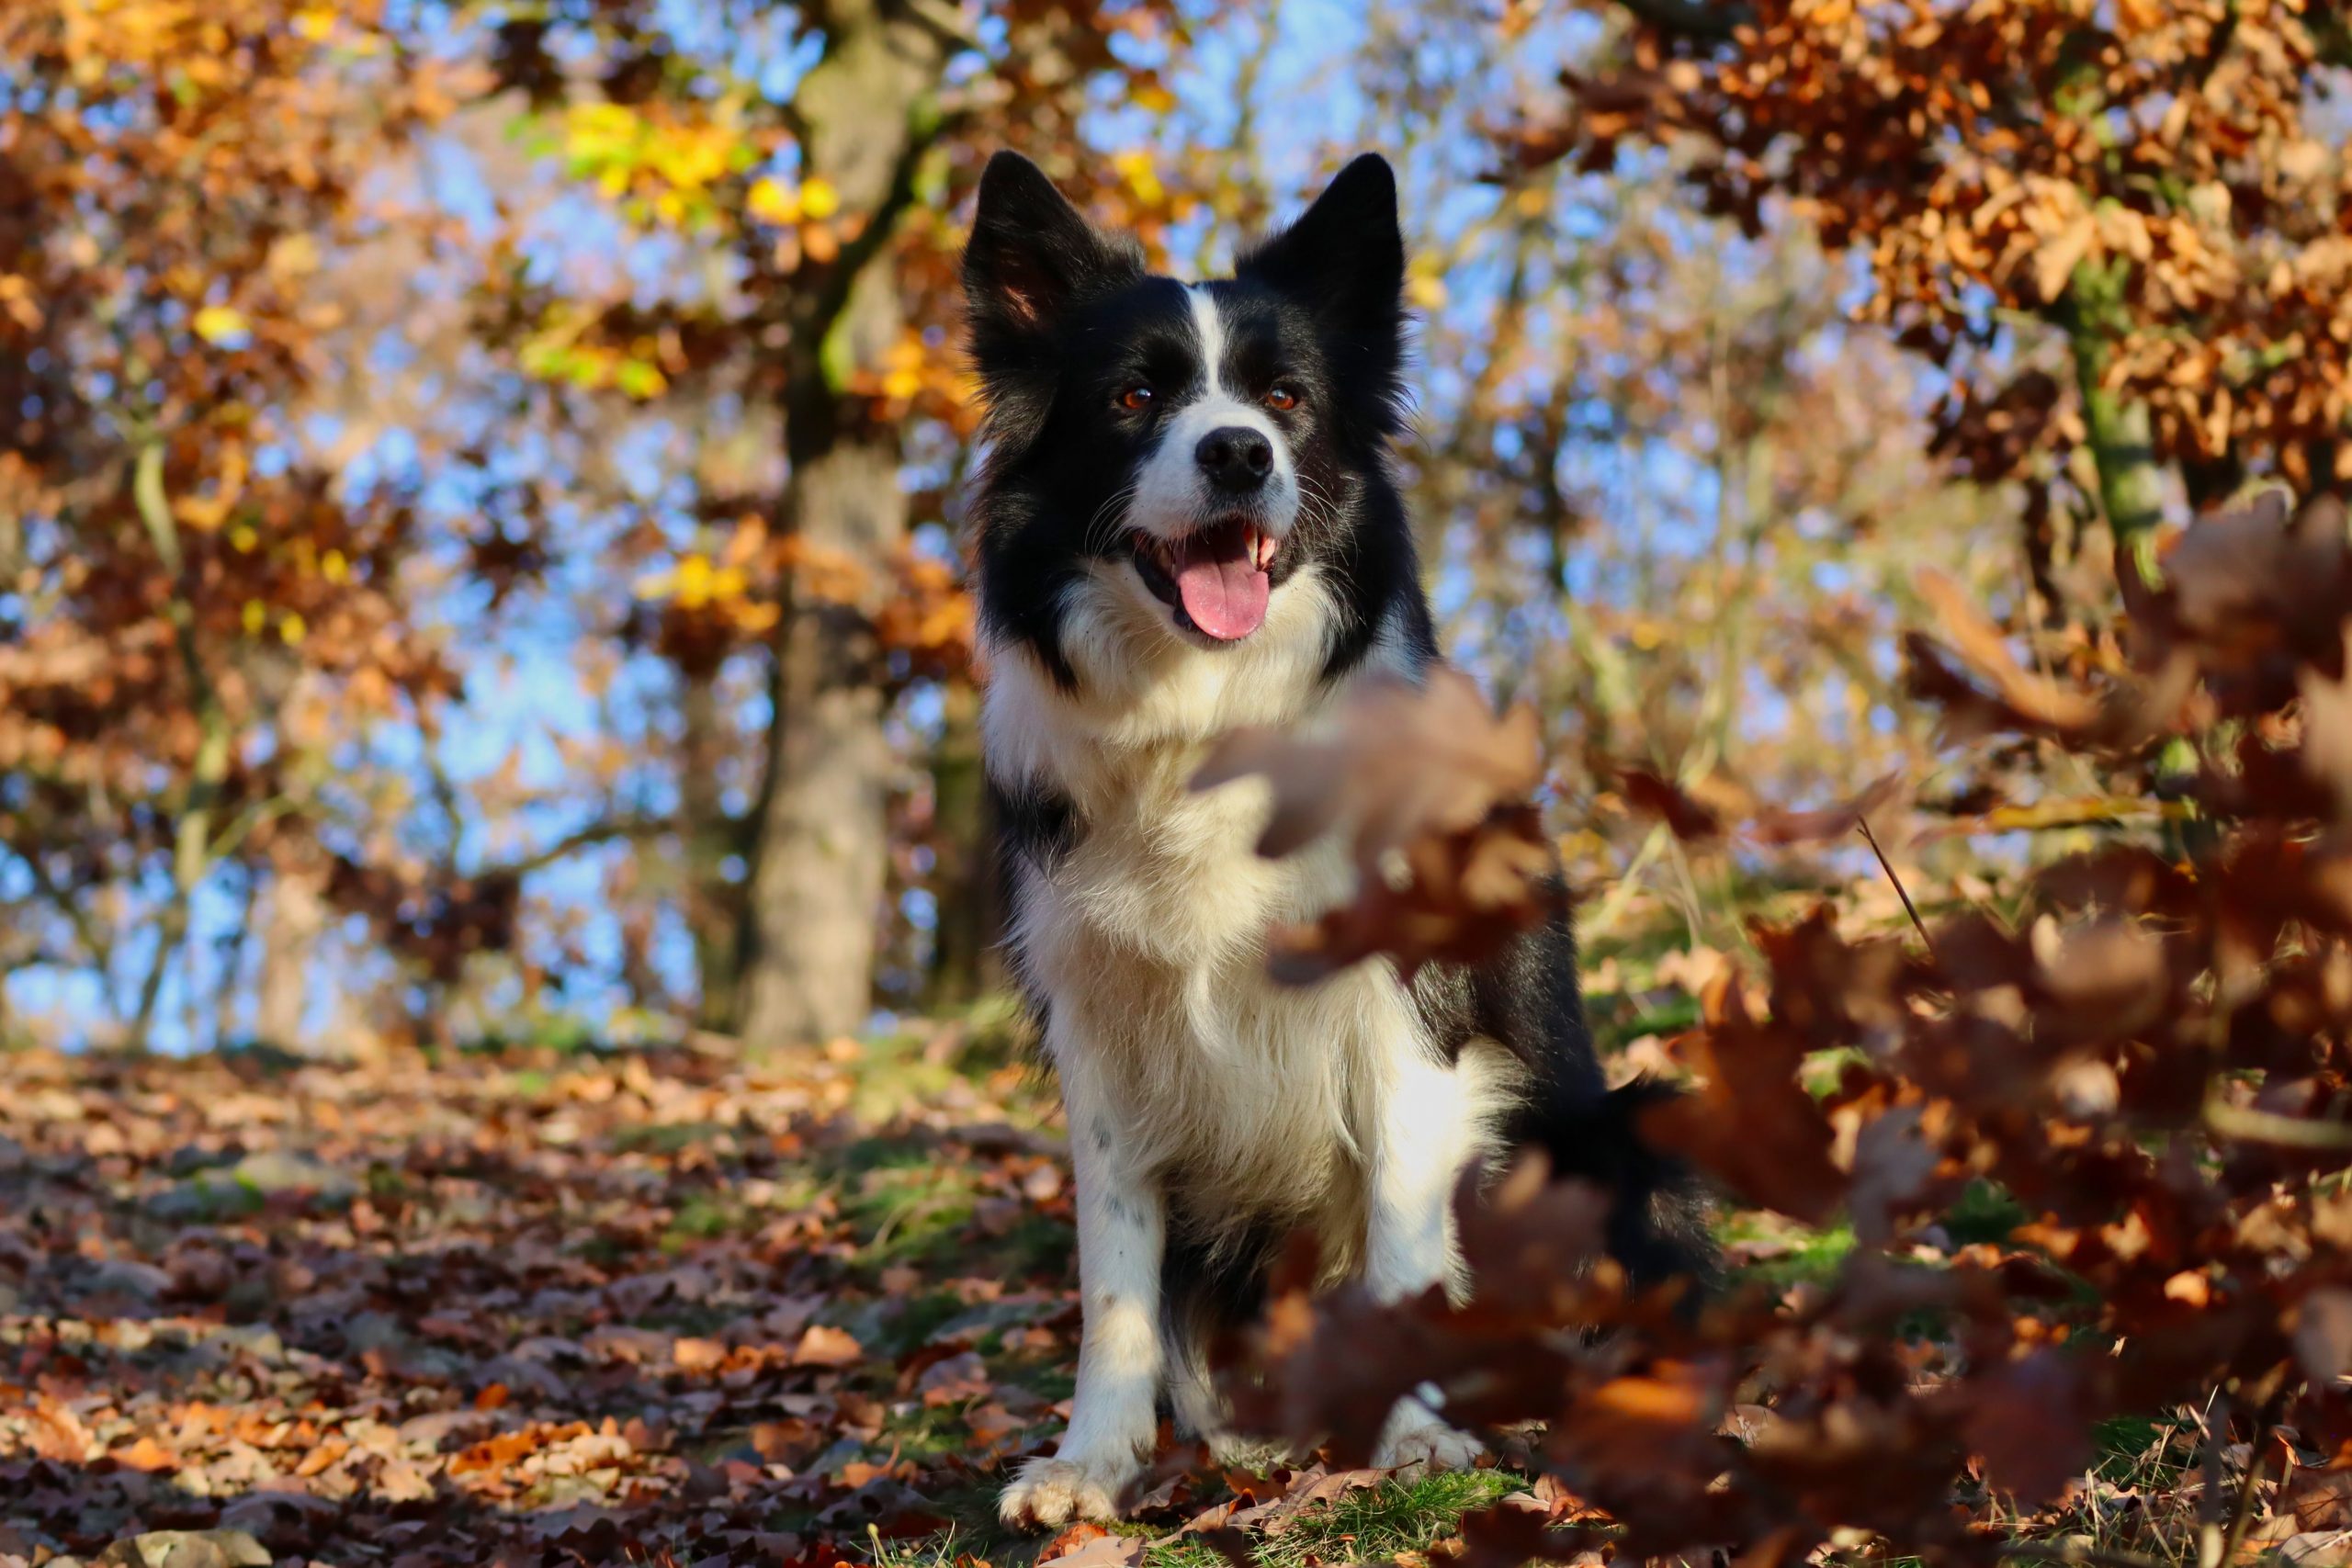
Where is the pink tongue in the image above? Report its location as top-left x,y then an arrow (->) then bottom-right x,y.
1172,543 -> 1270,640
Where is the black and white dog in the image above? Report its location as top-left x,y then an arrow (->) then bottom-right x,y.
961,151 -> 1705,1528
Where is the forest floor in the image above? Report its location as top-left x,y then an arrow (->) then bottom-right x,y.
0,965 -> 2319,1568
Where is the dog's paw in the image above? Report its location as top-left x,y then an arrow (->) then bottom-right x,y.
1374,1400 -> 1482,1476
999,1453 -> 1136,1529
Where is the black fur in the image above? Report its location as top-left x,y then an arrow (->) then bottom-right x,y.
1411,891 -> 1714,1291
988,774 -> 1080,872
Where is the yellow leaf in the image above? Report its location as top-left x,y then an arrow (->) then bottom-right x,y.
797,176 -> 840,220
1134,84 -> 1177,115
322,548 -> 349,582
242,599 -> 266,635
192,305 -> 249,344
1112,150 -> 1163,207
291,6 -> 334,39
567,101 -> 639,148
747,176 -> 801,225
229,524 -> 258,553
615,359 -> 667,400
279,611 -> 306,646
883,367 -> 923,400
1406,273 -> 1447,310
674,554 -> 715,608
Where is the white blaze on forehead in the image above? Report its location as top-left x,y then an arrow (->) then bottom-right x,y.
1187,286 -> 1235,400
1123,286 -> 1299,545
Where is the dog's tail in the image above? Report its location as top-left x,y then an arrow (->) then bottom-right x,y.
1508,1076 -> 1718,1292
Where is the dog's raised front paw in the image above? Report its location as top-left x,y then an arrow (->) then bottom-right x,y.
999,1452 -> 1136,1529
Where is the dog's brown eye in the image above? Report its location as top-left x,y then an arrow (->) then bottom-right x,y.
1117,384 -> 1154,412
1265,384 -> 1301,412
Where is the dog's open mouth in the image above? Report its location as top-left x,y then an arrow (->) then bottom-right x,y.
1128,518 -> 1280,642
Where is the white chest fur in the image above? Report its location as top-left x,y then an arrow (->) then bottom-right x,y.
983,565 -> 1443,1239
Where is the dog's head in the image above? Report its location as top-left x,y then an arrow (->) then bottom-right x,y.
962,152 -> 1418,692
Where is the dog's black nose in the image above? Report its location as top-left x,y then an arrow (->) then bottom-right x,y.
1195,426 -> 1273,492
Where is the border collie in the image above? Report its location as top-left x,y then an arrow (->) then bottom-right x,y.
961,151 -> 1706,1529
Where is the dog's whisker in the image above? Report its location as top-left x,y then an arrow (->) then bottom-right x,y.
1083,483 -> 1139,559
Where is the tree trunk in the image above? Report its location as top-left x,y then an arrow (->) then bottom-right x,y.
923,679 -> 998,1010
736,0 -> 948,1051
679,665 -> 743,1032
256,858 -> 327,1051
741,437 -> 901,1046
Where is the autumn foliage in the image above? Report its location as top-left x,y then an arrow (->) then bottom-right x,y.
8,1 -> 2352,1566
1528,0 -> 2349,498
1219,488 -> 2352,1566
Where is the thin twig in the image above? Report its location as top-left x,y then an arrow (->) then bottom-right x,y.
1585,821 -> 1670,941
2204,1097 -> 2352,1149
2198,1390 -> 2231,1568
1857,815 -> 1934,959
2222,1402 -> 2286,1568
8,840 -> 113,977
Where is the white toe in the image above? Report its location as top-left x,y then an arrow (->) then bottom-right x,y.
999,1453 -> 1135,1528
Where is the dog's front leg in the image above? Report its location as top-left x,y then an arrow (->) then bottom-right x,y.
1363,1044 -> 1484,1474
1001,1062 -> 1163,1527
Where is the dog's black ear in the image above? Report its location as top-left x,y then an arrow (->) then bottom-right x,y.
1238,153 -> 1405,333
964,152 -> 1140,343
963,152 -> 1143,440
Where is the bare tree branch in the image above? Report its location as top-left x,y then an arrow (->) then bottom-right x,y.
487,815 -> 679,881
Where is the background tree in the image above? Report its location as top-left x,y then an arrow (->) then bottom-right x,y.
0,0 -> 460,1047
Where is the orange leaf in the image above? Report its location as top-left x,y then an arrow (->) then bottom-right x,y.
673,1337 -> 728,1371
792,1323 -> 863,1368
111,1435 -> 178,1472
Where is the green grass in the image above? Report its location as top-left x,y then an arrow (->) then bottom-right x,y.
1588,987 -> 1700,1055
612,1118 -> 742,1156
828,996 -> 1041,1122
662,1191 -> 745,1246
1203,1469 -> 1520,1568
1942,1179 -> 2030,1247
862,1469 -> 1524,1568
1719,1211 -> 1858,1293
